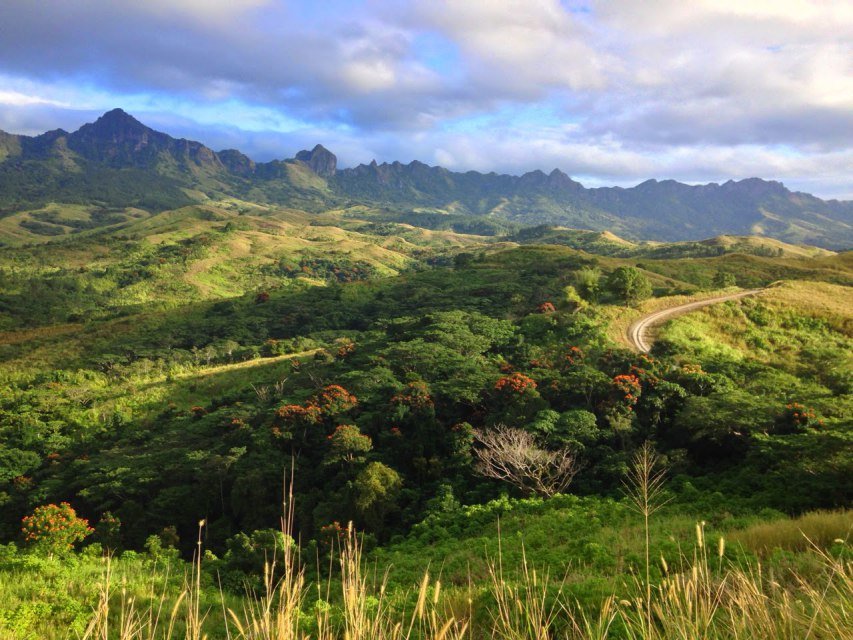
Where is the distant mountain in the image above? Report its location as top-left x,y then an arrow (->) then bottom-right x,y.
0,109 -> 850,248
332,161 -> 852,249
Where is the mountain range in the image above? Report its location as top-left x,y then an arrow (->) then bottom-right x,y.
0,108 -> 850,248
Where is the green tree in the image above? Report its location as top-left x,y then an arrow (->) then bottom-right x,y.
326,424 -> 373,465
575,267 -> 602,301
606,266 -> 652,304
713,271 -> 737,288
353,462 -> 403,531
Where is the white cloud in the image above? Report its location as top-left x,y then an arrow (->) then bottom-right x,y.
0,0 -> 851,198
410,0 -> 610,93
0,90 -> 69,108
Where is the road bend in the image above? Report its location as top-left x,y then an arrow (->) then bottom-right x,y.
627,289 -> 763,353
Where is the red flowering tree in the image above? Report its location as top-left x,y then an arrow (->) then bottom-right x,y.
774,403 -> 823,434
335,338 -> 356,358
608,373 -> 643,417
21,502 -> 93,557
561,346 -> 585,369
273,403 -> 322,439
315,385 -> 358,415
538,301 -> 556,314
492,373 -> 546,424
495,373 -> 537,395
391,380 -> 434,410
276,403 -> 322,425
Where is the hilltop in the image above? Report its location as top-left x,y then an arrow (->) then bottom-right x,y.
1,109 -> 850,249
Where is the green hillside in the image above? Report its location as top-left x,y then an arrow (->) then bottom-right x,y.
0,190 -> 850,638
2,110 -> 851,249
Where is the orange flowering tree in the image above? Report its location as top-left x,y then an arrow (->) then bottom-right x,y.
495,372 -> 537,395
21,502 -> 93,557
316,385 -> 358,415
272,403 -> 322,439
492,372 -> 546,424
611,374 -> 642,408
562,346 -> 586,368
391,380 -> 434,410
774,403 -> 823,434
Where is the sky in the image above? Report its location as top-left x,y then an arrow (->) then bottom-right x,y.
0,0 -> 850,199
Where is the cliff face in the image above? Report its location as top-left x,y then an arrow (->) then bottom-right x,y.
295,144 -> 337,177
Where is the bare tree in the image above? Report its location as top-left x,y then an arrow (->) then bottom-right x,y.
472,424 -> 580,497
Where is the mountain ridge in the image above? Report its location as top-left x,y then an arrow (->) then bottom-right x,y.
0,109 -> 850,248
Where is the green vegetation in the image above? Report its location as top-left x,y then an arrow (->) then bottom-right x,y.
0,182 -> 850,637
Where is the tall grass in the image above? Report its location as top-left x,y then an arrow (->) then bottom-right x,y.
80,488 -> 469,640
730,509 -> 852,554
71,472 -> 852,639
72,516 -> 851,640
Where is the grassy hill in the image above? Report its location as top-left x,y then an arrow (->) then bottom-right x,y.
0,197 -> 850,638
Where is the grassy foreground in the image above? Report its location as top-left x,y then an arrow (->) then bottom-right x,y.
1,488 -> 850,639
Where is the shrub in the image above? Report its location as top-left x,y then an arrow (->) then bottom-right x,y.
21,503 -> 93,557
772,402 -> 823,434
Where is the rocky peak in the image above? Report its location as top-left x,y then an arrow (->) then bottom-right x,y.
218,149 -> 256,176
75,109 -> 151,144
295,144 -> 337,177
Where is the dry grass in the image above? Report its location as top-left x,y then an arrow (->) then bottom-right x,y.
73,460 -> 853,640
730,509 -> 853,554
74,515 -> 852,640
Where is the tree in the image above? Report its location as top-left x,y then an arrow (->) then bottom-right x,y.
471,424 -> 579,497
606,266 -> 652,304
713,271 -> 737,288
353,462 -> 403,530
94,511 -> 122,552
326,424 -> 372,465
575,267 -> 602,301
21,503 -> 93,557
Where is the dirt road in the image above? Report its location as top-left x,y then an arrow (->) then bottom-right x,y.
627,289 -> 763,352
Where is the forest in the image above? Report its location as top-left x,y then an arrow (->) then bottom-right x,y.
0,202 -> 850,638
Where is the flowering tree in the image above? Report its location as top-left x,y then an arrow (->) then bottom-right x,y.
315,385 -> 358,415
774,403 -> 823,434
611,374 -> 642,409
21,502 -> 93,557
391,380 -> 434,410
495,373 -> 537,395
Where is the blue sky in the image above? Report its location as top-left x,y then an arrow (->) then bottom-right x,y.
0,0 -> 850,198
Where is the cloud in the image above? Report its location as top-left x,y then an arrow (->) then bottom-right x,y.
0,90 -> 69,108
0,0 -> 850,198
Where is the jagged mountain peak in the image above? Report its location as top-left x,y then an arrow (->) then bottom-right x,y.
74,108 -> 153,143
295,144 -> 337,177
0,109 -> 850,248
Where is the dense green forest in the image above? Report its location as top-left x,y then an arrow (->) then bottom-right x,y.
0,197 -> 850,638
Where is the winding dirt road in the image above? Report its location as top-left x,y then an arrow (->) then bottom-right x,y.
627,289 -> 763,352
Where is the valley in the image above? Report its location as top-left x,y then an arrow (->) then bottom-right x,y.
0,111 -> 850,639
